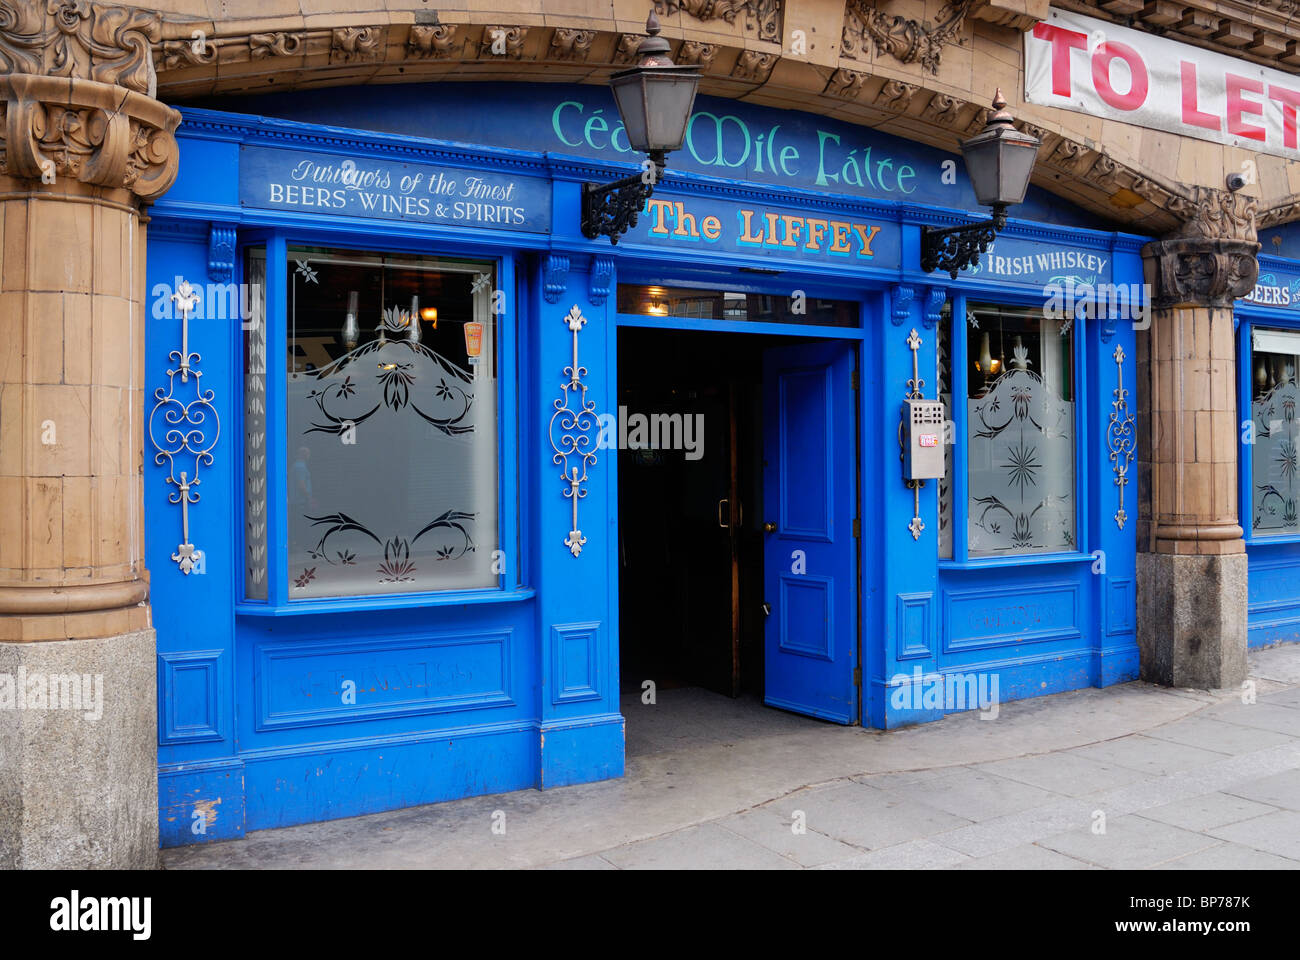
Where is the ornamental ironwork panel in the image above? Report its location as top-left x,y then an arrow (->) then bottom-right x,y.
549,304 -> 599,557
149,280 -> 220,574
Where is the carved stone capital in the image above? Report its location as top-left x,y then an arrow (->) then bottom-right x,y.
0,1 -> 179,198
1166,186 -> 1258,243
0,0 -> 163,97
1141,236 -> 1260,309
0,72 -> 180,198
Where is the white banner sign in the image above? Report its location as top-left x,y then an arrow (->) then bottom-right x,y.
1025,8 -> 1300,161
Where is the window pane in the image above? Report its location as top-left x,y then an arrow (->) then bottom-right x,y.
244,247 -> 268,599
966,303 -> 1076,556
616,284 -> 858,326
1251,336 -> 1300,536
285,246 -> 498,597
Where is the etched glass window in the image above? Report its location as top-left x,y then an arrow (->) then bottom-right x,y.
285,246 -> 498,597
966,303 -> 1076,556
1251,328 -> 1300,537
244,247 -> 268,599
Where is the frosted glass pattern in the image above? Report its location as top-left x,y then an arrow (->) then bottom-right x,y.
1252,349 -> 1299,536
286,248 -> 498,597
967,308 -> 1075,556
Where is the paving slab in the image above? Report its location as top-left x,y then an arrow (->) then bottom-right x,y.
1064,734 -> 1227,777
1160,843 -> 1300,870
973,751 -> 1150,797
953,843 -> 1097,870
817,838 -> 971,870
780,780 -> 973,850
712,806 -> 864,868
1221,769 -> 1300,811
1036,816 -> 1220,869
1136,792 -> 1280,832
1207,809 -> 1300,861
598,822 -> 800,870
1142,716 -> 1293,755
884,766 -> 1060,822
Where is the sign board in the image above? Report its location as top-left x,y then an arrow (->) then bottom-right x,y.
1027,8 -> 1300,161
239,145 -> 553,233
626,191 -> 899,269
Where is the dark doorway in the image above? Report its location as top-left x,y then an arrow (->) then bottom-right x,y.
618,328 -> 803,699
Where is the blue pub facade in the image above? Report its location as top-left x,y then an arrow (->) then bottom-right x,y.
146,80 -> 1279,847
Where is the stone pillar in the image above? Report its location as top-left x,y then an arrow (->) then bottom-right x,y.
1137,191 -> 1258,690
0,2 -> 179,868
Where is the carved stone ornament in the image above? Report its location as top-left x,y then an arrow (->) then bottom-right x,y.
0,71 -> 179,199
0,1 -> 180,198
656,0 -> 782,43
549,27 -> 594,62
1165,186 -> 1259,243
0,0 -> 162,96
1141,237 -> 1260,309
407,24 -> 459,60
842,0 -> 973,75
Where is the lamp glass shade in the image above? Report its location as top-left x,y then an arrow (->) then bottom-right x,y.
960,126 -> 1040,208
610,65 -> 701,153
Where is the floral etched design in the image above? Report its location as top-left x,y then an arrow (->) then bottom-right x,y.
968,354 -> 1075,556
1253,367 -> 1299,535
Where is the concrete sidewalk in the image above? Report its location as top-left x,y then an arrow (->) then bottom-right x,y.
162,646 -> 1300,870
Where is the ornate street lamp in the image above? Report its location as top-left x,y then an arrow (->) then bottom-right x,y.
580,10 -> 701,244
921,90 -> 1041,279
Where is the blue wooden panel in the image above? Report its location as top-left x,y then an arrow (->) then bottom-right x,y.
778,367 -> 833,541
896,592 -> 935,660
1105,577 -> 1135,636
943,581 -> 1082,651
778,575 -> 834,661
158,760 -> 245,847
255,629 -> 514,731
157,650 -> 223,745
551,621 -> 603,705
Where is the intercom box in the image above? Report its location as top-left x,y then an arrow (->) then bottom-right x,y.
903,399 -> 946,480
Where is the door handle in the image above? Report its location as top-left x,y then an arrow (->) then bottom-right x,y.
761,602 -> 771,616
717,498 -> 729,529
763,521 -> 777,533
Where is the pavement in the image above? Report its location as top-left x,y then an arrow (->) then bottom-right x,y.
162,644 -> 1300,870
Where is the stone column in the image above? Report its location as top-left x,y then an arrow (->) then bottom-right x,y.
0,2 -> 179,868
1137,189 -> 1258,690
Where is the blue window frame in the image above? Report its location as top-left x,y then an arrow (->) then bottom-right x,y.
1240,317 -> 1300,544
235,230 -> 523,613
939,292 -> 1092,566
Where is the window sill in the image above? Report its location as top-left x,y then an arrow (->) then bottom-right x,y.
938,551 -> 1096,571
1245,534 -> 1300,548
235,586 -> 536,617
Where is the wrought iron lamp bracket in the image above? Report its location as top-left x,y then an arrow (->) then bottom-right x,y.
581,151 -> 666,245
920,204 -> 1008,279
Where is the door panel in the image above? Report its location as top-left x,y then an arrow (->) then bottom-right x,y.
762,341 -> 857,723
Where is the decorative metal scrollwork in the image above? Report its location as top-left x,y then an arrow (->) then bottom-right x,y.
549,305 -> 599,557
920,209 -> 1004,280
1108,344 -> 1136,530
148,280 -> 220,574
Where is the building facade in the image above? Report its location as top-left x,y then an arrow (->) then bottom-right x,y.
1,0 -> 1298,866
